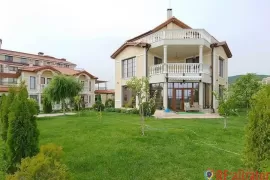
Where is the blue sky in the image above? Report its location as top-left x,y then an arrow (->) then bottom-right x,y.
1,0 -> 270,88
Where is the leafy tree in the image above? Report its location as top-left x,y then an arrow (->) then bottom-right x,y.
6,82 -> 39,173
43,75 -> 83,114
105,98 -> 114,108
126,77 -> 157,136
244,85 -> 270,171
0,87 -> 16,142
230,73 -> 261,109
6,143 -> 69,180
42,95 -> 52,113
214,87 -> 237,129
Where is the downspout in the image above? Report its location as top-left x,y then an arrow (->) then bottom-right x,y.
145,44 -> 151,77
210,43 -> 216,113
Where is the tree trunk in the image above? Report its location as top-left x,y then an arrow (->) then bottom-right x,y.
141,106 -> 145,136
224,116 -> 227,129
62,100 -> 66,115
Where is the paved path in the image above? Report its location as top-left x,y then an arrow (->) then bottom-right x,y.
37,113 -> 76,118
154,110 -> 222,119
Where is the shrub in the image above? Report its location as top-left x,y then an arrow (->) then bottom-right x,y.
6,143 -> 69,180
105,98 -> 114,108
130,108 -> 139,114
42,95 -> 52,113
92,101 -> 105,111
120,109 -> 127,114
140,102 -> 156,116
28,98 -> 40,115
6,82 -> 39,173
104,108 -> 115,112
115,108 -> 121,113
244,85 -> 270,171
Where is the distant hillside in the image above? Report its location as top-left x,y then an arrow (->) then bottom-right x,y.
228,75 -> 269,84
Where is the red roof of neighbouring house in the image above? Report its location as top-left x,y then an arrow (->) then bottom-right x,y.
95,89 -> 115,94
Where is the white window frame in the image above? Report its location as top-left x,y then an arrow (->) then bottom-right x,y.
30,76 -> 36,89
122,57 -> 136,78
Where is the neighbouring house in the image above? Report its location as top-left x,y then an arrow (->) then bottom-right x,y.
0,39 -> 104,110
261,77 -> 270,84
111,9 -> 232,112
95,80 -> 115,104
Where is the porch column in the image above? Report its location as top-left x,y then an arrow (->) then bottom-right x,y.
163,45 -> 168,110
199,82 -> 203,110
38,93 -> 42,110
136,96 -> 139,109
199,45 -> 203,73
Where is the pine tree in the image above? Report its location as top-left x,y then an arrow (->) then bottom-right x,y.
6,82 -> 39,173
0,87 -> 16,142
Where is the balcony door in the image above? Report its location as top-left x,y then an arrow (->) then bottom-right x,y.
186,56 -> 199,63
172,88 -> 194,111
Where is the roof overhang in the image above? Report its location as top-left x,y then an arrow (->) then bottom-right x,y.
211,41 -> 232,58
111,42 -> 150,59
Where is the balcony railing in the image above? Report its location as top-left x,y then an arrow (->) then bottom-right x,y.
95,87 -> 107,90
0,82 -> 18,86
149,63 -> 211,76
136,29 -> 214,44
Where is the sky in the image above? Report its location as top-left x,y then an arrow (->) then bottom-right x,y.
1,0 -> 270,88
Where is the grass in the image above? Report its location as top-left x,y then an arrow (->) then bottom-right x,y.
0,111 -> 248,179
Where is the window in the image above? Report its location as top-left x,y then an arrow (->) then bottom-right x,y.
122,57 -> 136,78
154,57 -> 162,65
47,62 -> 51,65
0,65 -> 3,72
219,85 -> 224,99
34,60 -> 39,66
8,78 -> 17,83
30,95 -> 38,103
5,55 -> 13,62
89,81 -> 92,91
88,95 -> 91,103
47,78 -> 51,84
64,64 -> 69,68
81,81 -> 85,86
40,77 -> 45,84
8,66 -> 18,72
219,57 -> 224,77
30,76 -> 36,89
21,58 -> 28,64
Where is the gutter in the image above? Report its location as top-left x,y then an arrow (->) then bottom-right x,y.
145,44 -> 151,77
210,43 -> 215,113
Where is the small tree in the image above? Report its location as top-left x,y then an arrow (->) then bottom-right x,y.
244,85 -> 270,172
230,73 -> 261,109
214,87 -> 237,129
0,87 -> 16,142
6,82 -> 39,173
43,75 -> 82,114
126,77 -> 156,136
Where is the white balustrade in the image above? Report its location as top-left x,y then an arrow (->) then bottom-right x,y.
149,63 -> 212,76
136,29 -> 213,44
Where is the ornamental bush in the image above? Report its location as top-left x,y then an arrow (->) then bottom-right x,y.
105,98 -> 114,108
6,143 -> 69,180
6,82 -> 39,173
244,85 -> 270,172
92,101 -> 105,111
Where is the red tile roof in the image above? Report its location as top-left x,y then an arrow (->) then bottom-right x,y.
95,89 -> 115,94
21,66 -> 98,79
0,87 -> 9,92
0,49 -> 76,65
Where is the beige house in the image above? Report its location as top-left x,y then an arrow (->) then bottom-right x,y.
111,9 -> 232,112
95,80 -> 115,104
0,40 -> 99,109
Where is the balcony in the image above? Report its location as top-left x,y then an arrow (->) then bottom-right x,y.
149,63 -> 211,82
0,82 -> 18,86
136,29 -> 215,45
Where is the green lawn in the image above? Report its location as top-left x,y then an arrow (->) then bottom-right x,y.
1,111 -> 248,179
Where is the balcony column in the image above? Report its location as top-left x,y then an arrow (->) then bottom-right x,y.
199,45 -> 203,73
163,45 -> 168,110
199,45 -> 204,110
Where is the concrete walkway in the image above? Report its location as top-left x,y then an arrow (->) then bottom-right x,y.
154,110 -> 222,119
37,112 -> 76,118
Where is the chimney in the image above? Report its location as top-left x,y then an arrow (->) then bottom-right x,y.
38,52 -> 44,56
0,39 -> 2,49
167,8 -> 172,19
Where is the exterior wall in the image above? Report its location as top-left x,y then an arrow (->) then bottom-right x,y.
114,46 -> 144,108
100,94 -> 114,105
